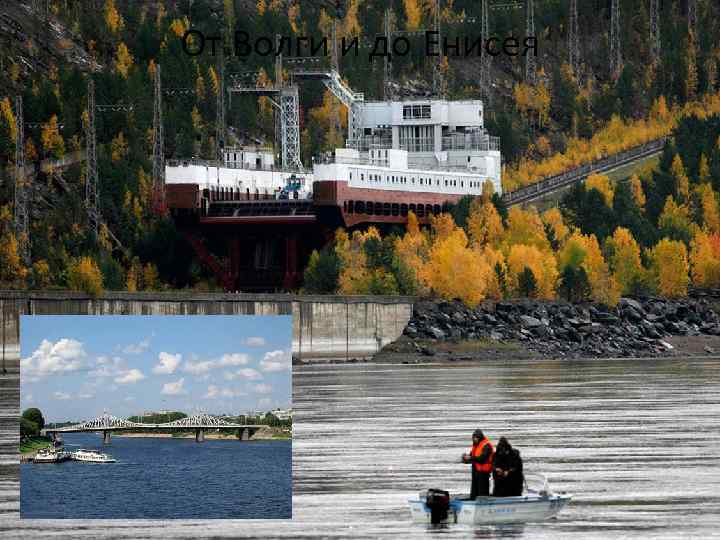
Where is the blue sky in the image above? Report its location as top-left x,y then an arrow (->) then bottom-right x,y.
20,316 -> 292,423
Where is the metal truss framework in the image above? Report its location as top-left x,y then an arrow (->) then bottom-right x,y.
610,0 -> 622,79
525,0 -> 536,85
14,95 -> 29,265
152,65 -> 165,212
568,0 -> 580,76
53,412 -> 252,431
650,0 -> 660,66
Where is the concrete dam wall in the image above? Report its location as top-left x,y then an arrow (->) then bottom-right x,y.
0,291 -> 414,364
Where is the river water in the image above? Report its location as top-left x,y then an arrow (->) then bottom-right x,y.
289,358 -> 720,539
14,357 -> 720,537
21,435 -> 291,519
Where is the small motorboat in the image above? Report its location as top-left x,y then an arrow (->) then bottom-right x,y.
408,474 -> 571,525
33,447 -> 71,463
71,449 -> 116,463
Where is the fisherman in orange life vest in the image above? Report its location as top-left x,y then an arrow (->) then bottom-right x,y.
461,429 -> 495,499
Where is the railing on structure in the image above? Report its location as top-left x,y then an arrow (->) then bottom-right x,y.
441,135 -> 501,152
166,158 -> 311,175
314,154 -> 486,173
399,137 -> 434,152
501,137 -> 667,206
345,137 -> 393,152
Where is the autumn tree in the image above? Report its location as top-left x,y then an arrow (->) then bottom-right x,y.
629,175 -> 646,210
506,244 -> 558,299
502,206 -> 549,252
114,42 -> 134,79
689,231 -> 720,288
104,0 -> 124,34
67,257 -> 104,296
646,238 -> 690,297
585,174 -> 614,207
467,198 -> 504,248
395,212 -> 430,294
40,115 -> 65,159
422,224 -> 491,307
605,227 -> 643,295
303,247 -> 340,293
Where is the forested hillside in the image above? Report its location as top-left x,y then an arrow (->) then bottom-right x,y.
0,0 -> 718,295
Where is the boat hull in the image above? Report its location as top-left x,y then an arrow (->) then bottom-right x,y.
408,494 -> 572,525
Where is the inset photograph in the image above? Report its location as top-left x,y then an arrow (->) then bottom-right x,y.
19,315 -> 291,519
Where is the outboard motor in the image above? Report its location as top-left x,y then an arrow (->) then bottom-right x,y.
425,488 -> 450,525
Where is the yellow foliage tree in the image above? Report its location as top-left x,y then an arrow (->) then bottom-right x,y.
208,66 -> 219,96
335,228 -> 380,294
646,238 -> 690,297
0,97 -> 16,143
506,244 -> 558,299
309,90 -> 347,151
0,229 -> 28,284
114,42 -> 134,79
395,212 -> 430,294
404,0 -> 423,30
467,198 -> 504,248
559,232 -> 620,305
143,263 -> 160,290
67,257 -> 104,296
195,72 -> 206,100
541,208 -> 569,246
699,153 -> 710,183
671,154 -> 690,203
110,132 -> 128,162
481,246 -> 506,300
689,231 -> 720,288
502,206 -> 549,252
659,195 -> 694,239
694,183 -> 720,234
585,173 -> 614,207
32,260 -> 51,289
423,226 -> 491,307
40,115 -> 65,159
629,174 -> 646,210
605,227 -> 643,296
104,0 -> 124,34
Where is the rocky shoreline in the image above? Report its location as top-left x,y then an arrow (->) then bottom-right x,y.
378,295 -> 720,362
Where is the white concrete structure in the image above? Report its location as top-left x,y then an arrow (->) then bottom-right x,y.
346,99 -> 502,193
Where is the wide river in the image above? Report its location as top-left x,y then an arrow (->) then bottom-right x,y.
21,435 -> 291,519
14,357 -> 720,538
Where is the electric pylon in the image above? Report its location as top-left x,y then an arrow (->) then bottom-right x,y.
525,0 -> 536,85
650,0 -> 660,65
152,65 -> 165,213
86,79 -> 100,238
688,0 -> 697,40
13,96 -> 29,265
216,50 -> 226,161
610,0 -> 622,79
568,0 -> 580,76
480,0 -> 491,101
383,8 -> 392,100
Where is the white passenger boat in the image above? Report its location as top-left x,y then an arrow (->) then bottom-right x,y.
33,447 -> 71,463
71,449 -> 116,463
408,474 -> 571,525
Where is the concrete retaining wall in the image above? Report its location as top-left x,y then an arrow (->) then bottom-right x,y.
0,291 -> 414,364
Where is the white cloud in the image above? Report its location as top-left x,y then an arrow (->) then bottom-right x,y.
205,385 -> 247,399
253,383 -> 273,394
182,353 -> 250,375
161,378 -> 187,395
152,352 -> 181,375
53,391 -> 71,400
243,337 -> 266,347
182,359 -> 216,375
115,369 -> 145,384
121,337 -> 151,355
260,350 -> 291,372
258,397 -> 273,408
224,368 -> 262,381
24,393 -> 33,402
124,396 -> 135,402
21,339 -> 86,378
89,356 -> 126,378
77,392 -> 94,399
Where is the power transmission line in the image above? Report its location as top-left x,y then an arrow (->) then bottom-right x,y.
568,0 -> 580,76
650,0 -> 660,66
610,0 -> 622,79
85,79 -> 99,239
525,0 -> 536,85
152,66 -> 165,214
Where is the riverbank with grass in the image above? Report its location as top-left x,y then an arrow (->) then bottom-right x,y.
20,436 -> 53,459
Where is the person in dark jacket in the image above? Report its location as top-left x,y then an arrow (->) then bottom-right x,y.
492,437 -> 524,497
462,429 -> 494,499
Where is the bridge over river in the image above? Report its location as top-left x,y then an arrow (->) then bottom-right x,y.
42,413 -> 265,443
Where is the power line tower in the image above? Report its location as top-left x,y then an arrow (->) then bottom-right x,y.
13,96 -> 29,265
525,0 -> 536,85
432,0 -> 444,97
650,0 -> 660,66
383,8 -> 392,100
568,0 -> 580,76
152,65 -> 165,213
86,79 -> 100,239
688,0 -> 697,39
216,51 -> 226,161
610,0 -> 622,79
480,0 -> 491,101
